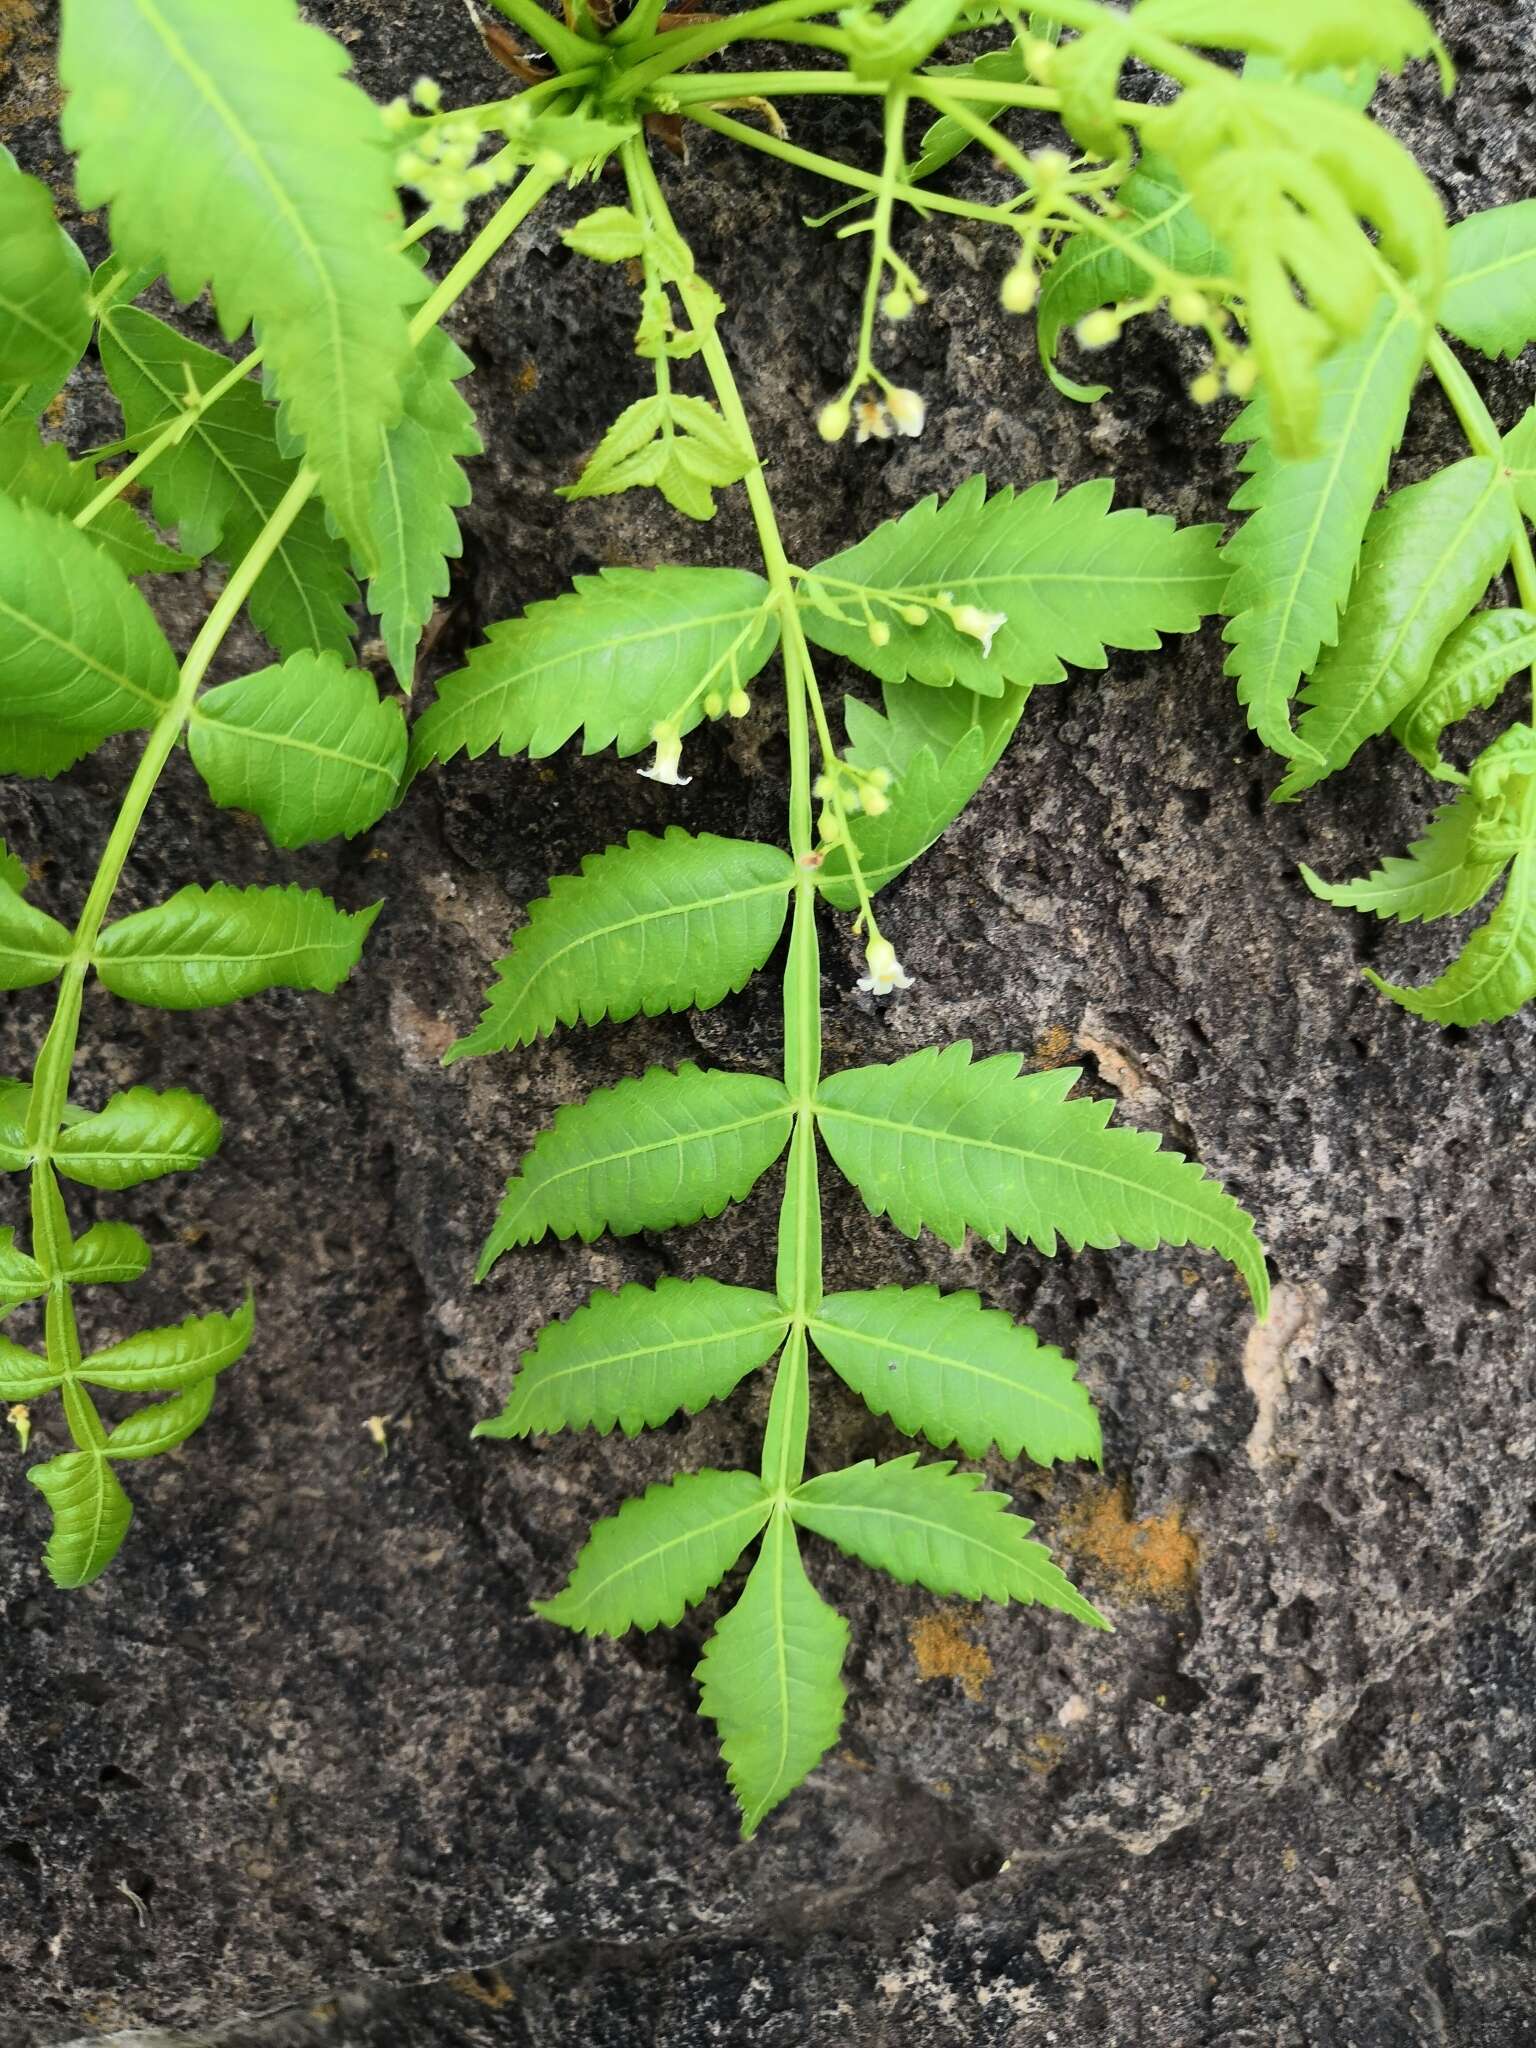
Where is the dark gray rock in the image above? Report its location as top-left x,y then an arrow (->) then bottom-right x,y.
2,1 -> 1534,2041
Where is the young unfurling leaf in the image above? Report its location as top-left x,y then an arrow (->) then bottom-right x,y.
809,1286 -> 1100,1467
695,1510 -> 848,1838
475,1278 -> 789,1439
479,1064 -> 793,1275
789,1455 -> 1106,1628
1278,459 -> 1513,798
1301,788 -> 1505,926
534,1468 -> 771,1636
1131,0 -> 1445,76
450,830 -> 794,1060
799,475 -> 1226,694
1392,609 -> 1536,782
1221,296 -> 1427,758
94,884 -> 381,1010
560,394 -> 753,521
61,0 -> 423,565
99,308 -> 359,662
188,656 -> 407,849
1362,728 -> 1536,1025
816,1044 -> 1268,1308
407,568 -> 777,774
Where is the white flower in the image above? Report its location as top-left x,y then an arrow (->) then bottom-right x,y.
885,386 -> 926,438
857,935 -> 913,997
854,398 -> 893,444
952,603 -> 1007,659
638,722 -> 691,787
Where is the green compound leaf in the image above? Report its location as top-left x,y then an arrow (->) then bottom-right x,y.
790,1455 -> 1107,1629
450,830 -> 795,1061
1438,202 -> 1536,361
818,681 -> 1029,909
99,307 -> 360,662
1301,789 -> 1503,927
559,394 -> 753,521
561,206 -> 646,263
1364,731 -> 1536,1025
79,1296 -> 254,1392
799,475 -> 1226,695
534,1467 -> 771,1636
369,324 -> 481,690
1393,608 -> 1536,781
0,874 -> 72,991
1131,0 -> 1445,75
65,1220 -> 154,1288
28,1450 -> 134,1589
0,496 -> 178,737
1279,459 -> 1513,799
479,1064 -> 793,1276
53,1085 -> 222,1191
61,0 -> 422,567
407,567 -> 778,773
95,883 -> 381,1009
1221,295 -> 1426,759
1037,152 -> 1227,402
0,1332 -> 57,1398
0,1230 -> 46,1315
103,1378 -> 217,1461
0,421 -> 195,577
810,1286 -> 1100,1467
188,656 -> 406,849
695,1508 -> 848,1839
0,149 -> 92,391
476,1278 -> 789,1439
816,1044 -> 1268,1310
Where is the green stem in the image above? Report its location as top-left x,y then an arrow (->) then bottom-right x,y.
1428,331 -> 1536,720
847,89 -> 910,396
484,0 -> 597,72
23,166 -> 560,1463
624,137 -> 830,1494
614,0 -> 847,96
73,344 -> 266,533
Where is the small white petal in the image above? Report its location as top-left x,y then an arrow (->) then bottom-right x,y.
886,386 -> 926,437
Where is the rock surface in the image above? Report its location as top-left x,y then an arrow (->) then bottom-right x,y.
3,1 -> 1535,2041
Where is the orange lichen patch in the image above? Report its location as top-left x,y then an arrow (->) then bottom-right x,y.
1057,1480 -> 1199,1606
1023,1730 -> 1067,1777
450,1969 -> 516,2010
909,1609 -> 993,1701
1030,1022 -> 1075,1069
515,359 -> 540,394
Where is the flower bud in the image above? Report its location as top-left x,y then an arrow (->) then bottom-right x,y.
1188,369 -> 1222,406
1076,309 -> 1122,350
727,688 -> 751,718
882,284 -> 913,320
1001,262 -> 1039,315
1225,355 -> 1259,398
1168,289 -> 1208,327
817,398 -> 851,443
899,603 -> 928,626
868,619 -> 891,648
704,690 -> 724,719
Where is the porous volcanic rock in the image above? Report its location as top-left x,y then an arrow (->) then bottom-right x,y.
2,2 -> 1534,2042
